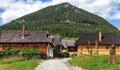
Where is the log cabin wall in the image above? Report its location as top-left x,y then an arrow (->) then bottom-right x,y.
75,32 -> 120,56
77,45 -> 120,56
0,45 -> 3,50
115,45 -> 120,55
0,43 -> 48,53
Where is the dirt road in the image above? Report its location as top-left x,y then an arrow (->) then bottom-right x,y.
35,58 -> 81,70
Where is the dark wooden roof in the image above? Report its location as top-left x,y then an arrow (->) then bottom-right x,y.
0,31 -> 52,43
66,40 -> 76,46
62,40 -> 76,48
53,36 -> 61,46
61,40 -> 67,48
48,35 -> 62,46
75,33 -> 120,45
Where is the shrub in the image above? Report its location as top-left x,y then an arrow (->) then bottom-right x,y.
0,48 -> 43,59
61,52 -> 70,58
40,53 -> 47,59
71,53 -> 77,57
0,48 -> 11,57
0,51 -> 2,57
0,48 -> 20,57
9,49 -> 20,56
53,48 -> 61,58
22,48 -> 42,59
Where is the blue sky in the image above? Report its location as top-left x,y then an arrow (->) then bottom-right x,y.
0,0 -> 120,29
108,19 -> 120,29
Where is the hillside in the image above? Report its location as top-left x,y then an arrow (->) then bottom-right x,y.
0,3 -> 119,37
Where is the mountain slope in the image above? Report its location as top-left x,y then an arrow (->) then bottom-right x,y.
0,3 -> 119,37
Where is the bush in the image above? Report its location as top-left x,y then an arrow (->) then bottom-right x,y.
0,48 -> 11,56
53,48 -> 61,58
0,51 -> 3,57
40,53 -> 47,59
71,53 -> 77,57
0,48 -> 20,57
0,48 -> 43,59
61,52 -> 70,58
9,49 -> 20,56
22,48 -> 42,59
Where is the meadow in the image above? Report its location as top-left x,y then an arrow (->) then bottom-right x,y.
0,57 -> 40,70
68,56 -> 120,70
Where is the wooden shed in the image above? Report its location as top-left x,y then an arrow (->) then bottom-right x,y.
62,40 -> 77,54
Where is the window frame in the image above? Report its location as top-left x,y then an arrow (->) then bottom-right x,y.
33,45 -> 39,49
2,46 -> 8,50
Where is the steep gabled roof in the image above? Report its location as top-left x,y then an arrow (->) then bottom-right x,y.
75,32 -> 120,45
53,36 -> 61,46
61,40 -> 67,48
75,33 -> 98,45
62,40 -> 76,48
0,31 -> 52,43
66,40 -> 76,46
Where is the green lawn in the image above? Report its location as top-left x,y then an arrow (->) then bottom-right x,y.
68,56 -> 120,70
0,57 -> 40,70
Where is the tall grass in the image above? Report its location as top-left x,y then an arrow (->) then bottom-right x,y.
0,57 -> 25,64
0,57 -> 40,70
68,56 -> 120,70
8,60 -> 39,70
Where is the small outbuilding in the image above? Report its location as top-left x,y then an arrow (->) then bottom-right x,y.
62,40 -> 77,55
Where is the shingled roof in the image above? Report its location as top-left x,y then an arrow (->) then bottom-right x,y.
61,40 -> 67,48
75,32 -> 120,45
53,36 -> 61,46
66,40 -> 76,46
0,31 -> 52,43
62,40 -> 76,48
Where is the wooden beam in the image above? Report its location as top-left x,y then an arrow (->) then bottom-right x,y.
95,41 -> 98,55
88,40 -> 92,55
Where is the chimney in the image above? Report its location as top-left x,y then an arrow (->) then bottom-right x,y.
21,24 -> 25,39
98,31 -> 102,42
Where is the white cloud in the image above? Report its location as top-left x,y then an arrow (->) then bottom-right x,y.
68,0 -> 119,19
0,0 -> 120,25
0,1 -> 43,24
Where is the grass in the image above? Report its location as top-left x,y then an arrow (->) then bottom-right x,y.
0,57 -> 40,70
68,56 -> 120,70
0,57 -> 25,64
62,37 -> 78,40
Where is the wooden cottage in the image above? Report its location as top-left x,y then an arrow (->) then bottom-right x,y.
53,36 -> 62,53
62,40 -> 77,54
0,25 -> 54,57
75,32 -> 120,56
48,36 -> 62,53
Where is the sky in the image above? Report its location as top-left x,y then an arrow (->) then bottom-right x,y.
0,0 -> 120,29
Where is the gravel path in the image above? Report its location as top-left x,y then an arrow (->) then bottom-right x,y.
35,58 -> 81,70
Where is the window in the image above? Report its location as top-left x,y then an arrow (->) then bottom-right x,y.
87,46 -> 92,49
13,46 -> 17,49
3,46 -> 8,50
71,47 -> 74,51
105,46 -> 109,49
68,47 -> 76,52
34,46 -> 39,49
87,46 -> 90,49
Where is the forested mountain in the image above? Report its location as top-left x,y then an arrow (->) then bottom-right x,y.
0,2 -> 119,37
